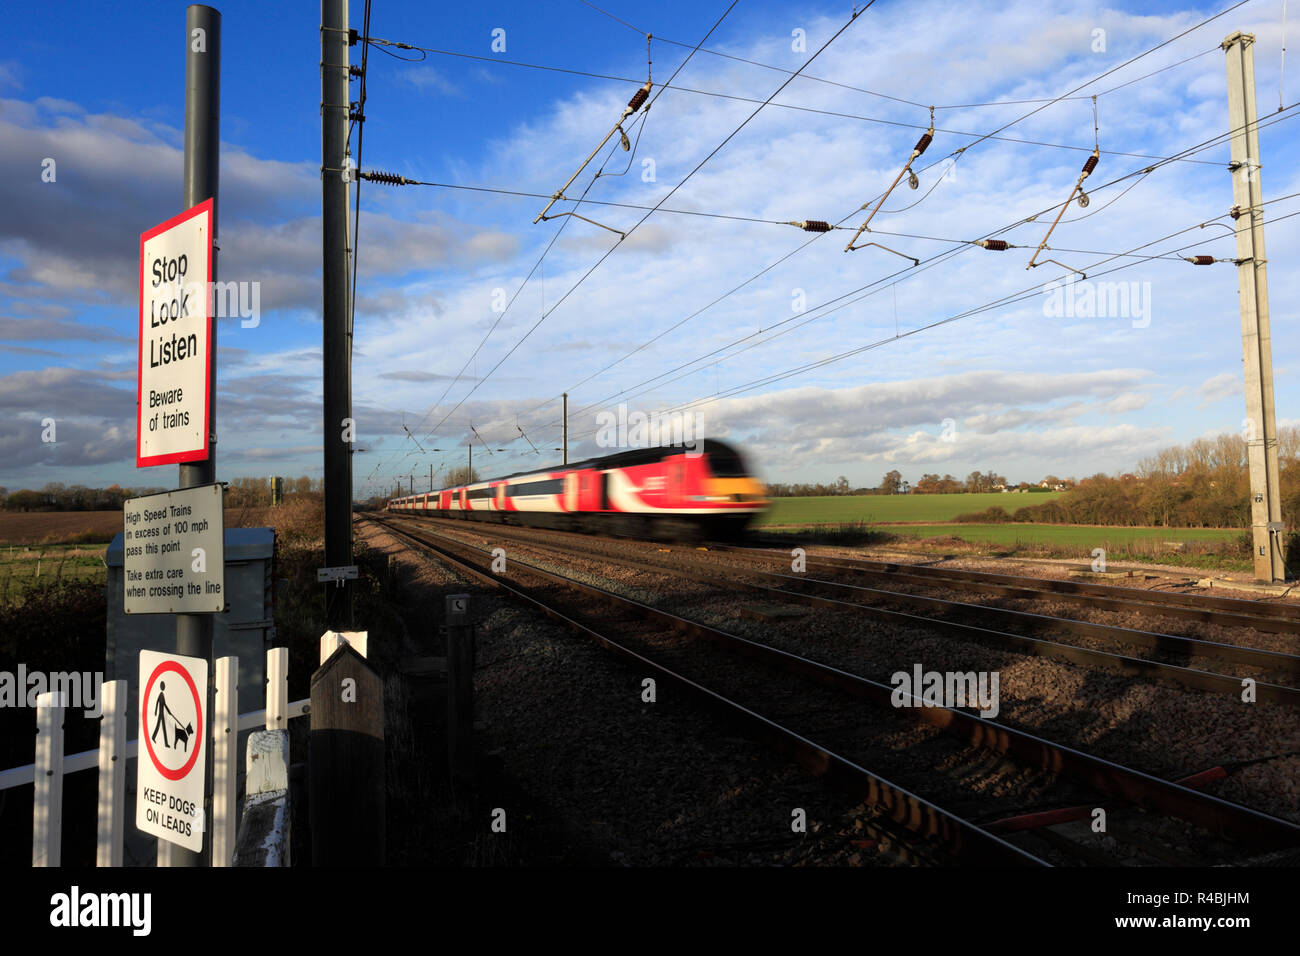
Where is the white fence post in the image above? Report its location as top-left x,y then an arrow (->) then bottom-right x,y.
96,680 -> 127,867
267,647 -> 288,731
32,691 -> 65,867
212,656 -> 238,867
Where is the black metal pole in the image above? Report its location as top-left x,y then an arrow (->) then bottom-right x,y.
322,0 -> 353,625
176,2 -> 220,868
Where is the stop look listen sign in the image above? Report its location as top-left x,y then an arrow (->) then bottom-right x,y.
137,199 -> 212,467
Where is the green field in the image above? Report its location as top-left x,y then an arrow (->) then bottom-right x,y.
0,544 -> 106,605
757,492 -> 1065,525
757,493 -> 1244,552
866,523 -> 1242,547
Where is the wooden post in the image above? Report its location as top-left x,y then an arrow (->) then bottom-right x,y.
96,679 -> 128,867
446,593 -> 475,788
309,644 -> 384,865
32,691 -> 65,866
212,656 -> 238,867
266,646 -> 288,731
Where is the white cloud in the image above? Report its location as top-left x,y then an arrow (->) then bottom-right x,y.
1196,372 -> 1242,407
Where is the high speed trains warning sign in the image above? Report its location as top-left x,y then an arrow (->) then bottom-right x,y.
137,199 -> 213,467
136,649 -> 207,851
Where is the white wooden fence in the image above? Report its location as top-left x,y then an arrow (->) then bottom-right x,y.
0,647 -> 309,867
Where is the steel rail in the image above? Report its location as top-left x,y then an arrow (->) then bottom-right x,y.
737,543 -> 1300,629
391,514 -> 1300,704
372,516 -> 1300,853
368,516 -> 1044,865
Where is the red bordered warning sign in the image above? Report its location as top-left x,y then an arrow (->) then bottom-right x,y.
136,650 -> 207,851
137,199 -> 213,468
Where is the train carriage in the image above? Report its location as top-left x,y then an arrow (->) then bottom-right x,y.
387,439 -> 767,540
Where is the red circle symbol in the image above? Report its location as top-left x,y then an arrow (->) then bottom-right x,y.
142,660 -> 203,781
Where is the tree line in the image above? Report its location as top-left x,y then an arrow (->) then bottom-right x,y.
766,469 -> 1064,497
1000,428 -> 1300,528
1,477 -> 323,511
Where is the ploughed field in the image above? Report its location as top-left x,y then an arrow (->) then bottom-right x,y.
0,510 -> 123,546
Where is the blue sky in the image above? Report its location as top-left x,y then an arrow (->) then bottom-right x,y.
1,0 -> 1296,499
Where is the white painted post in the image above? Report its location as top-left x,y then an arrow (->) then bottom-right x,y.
96,680 -> 128,867
267,647 -> 288,731
320,629 -> 368,664
32,691 -> 65,867
157,840 -> 173,867
212,656 -> 238,867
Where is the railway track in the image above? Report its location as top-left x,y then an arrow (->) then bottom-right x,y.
367,513 -> 1300,866
389,514 -> 1300,707
730,541 -> 1300,635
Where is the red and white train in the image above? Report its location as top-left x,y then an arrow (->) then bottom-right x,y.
387,439 -> 767,539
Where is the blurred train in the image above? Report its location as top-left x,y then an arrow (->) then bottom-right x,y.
386,439 -> 768,540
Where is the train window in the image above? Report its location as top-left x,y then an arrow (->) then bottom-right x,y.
467,487 -> 494,500
506,478 -> 564,496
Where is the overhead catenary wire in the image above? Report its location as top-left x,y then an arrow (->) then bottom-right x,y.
510,29 -> 1297,434
417,1 -> 879,446
531,111 -> 1300,438
643,15 -> 1226,111
558,204 -> 1300,447
364,2 -> 741,480
513,108 -> 1296,453
367,0 -> 1272,471
359,34 -> 1227,167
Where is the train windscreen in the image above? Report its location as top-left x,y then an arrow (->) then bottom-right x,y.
707,445 -> 749,477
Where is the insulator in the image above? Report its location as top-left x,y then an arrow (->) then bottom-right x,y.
1081,153 -> 1099,177
627,86 -> 650,112
362,169 -> 408,186
1230,205 -> 1243,219
1188,255 -> 1216,265
977,239 -> 1009,251
349,65 -> 364,77
800,220 -> 832,232
914,132 -> 933,155
348,28 -> 359,46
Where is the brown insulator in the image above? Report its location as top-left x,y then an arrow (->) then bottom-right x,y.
627,86 -> 650,112
1081,153 -> 1099,176
978,239 -> 1009,250
914,131 -> 933,155
801,220 -> 832,232
1188,255 -> 1216,265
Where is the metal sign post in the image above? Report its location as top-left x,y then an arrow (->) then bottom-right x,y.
175,3 -> 221,866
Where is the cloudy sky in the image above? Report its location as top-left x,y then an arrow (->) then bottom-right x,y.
2,0 -> 1297,497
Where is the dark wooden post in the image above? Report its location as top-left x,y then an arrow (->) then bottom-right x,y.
446,593 -> 475,788
309,644 -> 384,865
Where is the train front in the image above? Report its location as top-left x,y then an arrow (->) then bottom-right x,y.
686,439 -> 768,538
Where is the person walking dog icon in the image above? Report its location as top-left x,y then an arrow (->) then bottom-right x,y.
151,680 -> 179,749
